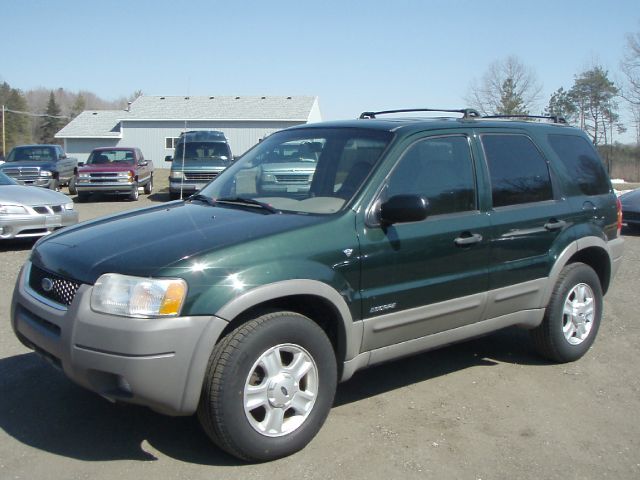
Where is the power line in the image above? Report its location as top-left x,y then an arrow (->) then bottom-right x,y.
3,107 -> 70,119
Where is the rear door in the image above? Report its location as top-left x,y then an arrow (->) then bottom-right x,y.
477,130 -> 573,315
358,131 -> 491,351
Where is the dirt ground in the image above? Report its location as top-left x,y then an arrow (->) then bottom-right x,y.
1,179 -> 639,479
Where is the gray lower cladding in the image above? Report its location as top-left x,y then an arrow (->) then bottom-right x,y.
340,278 -> 547,381
11,263 -> 228,416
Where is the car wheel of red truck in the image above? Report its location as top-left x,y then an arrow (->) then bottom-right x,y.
143,175 -> 153,195
128,182 -> 139,201
197,311 -> 337,462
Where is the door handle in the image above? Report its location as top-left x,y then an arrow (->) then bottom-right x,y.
544,219 -> 567,231
454,233 -> 483,246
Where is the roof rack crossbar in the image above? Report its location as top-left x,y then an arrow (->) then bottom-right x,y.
482,114 -> 567,124
359,108 -> 481,120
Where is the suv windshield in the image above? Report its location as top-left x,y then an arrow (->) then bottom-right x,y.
200,127 -> 392,214
174,142 -> 231,162
7,146 -> 56,162
87,150 -> 135,164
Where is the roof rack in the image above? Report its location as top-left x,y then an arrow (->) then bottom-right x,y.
482,114 -> 567,124
359,108 -> 481,120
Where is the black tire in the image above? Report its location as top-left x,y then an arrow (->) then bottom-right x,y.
197,311 -> 337,462
128,181 -> 139,201
530,262 -> 603,363
49,178 -> 60,191
143,175 -> 153,195
68,175 -> 78,195
77,192 -> 90,202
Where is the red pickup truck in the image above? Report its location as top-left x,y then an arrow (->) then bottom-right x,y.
75,147 -> 154,201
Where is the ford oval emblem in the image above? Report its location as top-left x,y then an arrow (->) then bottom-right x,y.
41,278 -> 54,292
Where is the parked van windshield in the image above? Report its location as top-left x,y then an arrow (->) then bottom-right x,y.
200,127 -> 392,214
175,142 -> 231,162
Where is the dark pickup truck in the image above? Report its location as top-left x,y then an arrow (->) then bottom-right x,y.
0,144 -> 78,191
75,147 -> 154,201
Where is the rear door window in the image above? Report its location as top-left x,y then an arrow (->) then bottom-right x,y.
481,134 -> 553,208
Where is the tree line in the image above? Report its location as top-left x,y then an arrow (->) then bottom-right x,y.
0,84 -> 141,157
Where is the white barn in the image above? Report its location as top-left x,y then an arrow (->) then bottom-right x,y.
56,95 -> 322,166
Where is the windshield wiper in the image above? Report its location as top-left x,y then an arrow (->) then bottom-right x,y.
215,196 -> 280,213
188,193 -> 216,206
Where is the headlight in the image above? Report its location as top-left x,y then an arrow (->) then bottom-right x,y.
170,171 -> 184,179
63,202 -> 74,211
40,170 -> 53,177
91,273 -> 187,318
0,204 -> 28,215
262,173 -> 276,182
78,173 -> 90,179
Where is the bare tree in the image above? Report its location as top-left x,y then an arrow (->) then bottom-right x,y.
466,55 -> 542,115
621,27 -> 640,144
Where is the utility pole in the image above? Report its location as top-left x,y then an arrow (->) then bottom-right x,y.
1,105 -> 5,158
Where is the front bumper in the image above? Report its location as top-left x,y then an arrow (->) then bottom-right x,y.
15,177 -> 56,188
11,262 -> 228,415
76,182 -> 136,194
0,210 -> 78,239
169,181 -> 204,194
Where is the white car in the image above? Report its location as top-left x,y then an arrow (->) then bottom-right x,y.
0,171 -> 78,239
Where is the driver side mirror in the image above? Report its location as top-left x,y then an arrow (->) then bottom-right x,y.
379,195 -> 429,225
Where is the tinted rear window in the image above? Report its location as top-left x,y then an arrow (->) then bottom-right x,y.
547,134 -> 610,195
481,134 -> 553,207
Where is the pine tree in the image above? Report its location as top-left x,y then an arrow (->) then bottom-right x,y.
497,78 -> 528,115
70,94 -> 86,119
39,91 -> 64,144
0,82 -> 31,155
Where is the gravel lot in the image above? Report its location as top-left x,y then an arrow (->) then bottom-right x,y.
1,180 -> 639,479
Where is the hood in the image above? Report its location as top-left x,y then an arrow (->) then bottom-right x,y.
620,188 -> 640,207
79,164 -> 135,173
1,161 -> 56,171
31,201 -> 324,284
0,184 -> 70,206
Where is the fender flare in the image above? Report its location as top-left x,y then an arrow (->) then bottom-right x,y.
215,279 -> 362,362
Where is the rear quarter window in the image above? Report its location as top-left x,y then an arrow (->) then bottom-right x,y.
547,134 -> 610,196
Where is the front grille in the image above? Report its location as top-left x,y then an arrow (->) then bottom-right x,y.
275,174 -> 310,183
3,166 -> 41,181
28,264 -> 82,307
184,172 -> 218,182
90,172 -> 119,178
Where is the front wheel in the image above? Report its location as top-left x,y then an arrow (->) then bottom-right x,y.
68,175 -> 78,195
197,312 -> 337,462
49,178 -> 60,191
128,181 -> 139,201
530,262 -> 603,363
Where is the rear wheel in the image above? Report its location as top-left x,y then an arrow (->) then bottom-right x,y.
197,311 -> 337,462
531,262 -> 603,363
143,175 -> 153,194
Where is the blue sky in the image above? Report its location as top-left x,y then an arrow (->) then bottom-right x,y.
1,0 -> 639,140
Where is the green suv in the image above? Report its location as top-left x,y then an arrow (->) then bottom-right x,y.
11,109 -> 624,462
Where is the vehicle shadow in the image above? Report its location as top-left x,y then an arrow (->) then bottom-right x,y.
0,328 -> 545,465
335,326 -> 547,406
0,238 -> 37,252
